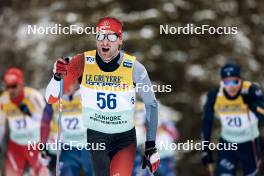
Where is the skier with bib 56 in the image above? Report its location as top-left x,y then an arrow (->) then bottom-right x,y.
45,17 -> 160,175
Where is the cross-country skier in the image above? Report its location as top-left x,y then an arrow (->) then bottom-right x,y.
41,76 -> 93,176
201,63 -> 264,176
0,67 -> 48,176
45,17 -> 160,175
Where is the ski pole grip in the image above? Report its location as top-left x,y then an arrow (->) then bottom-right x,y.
54,56 -> 70,79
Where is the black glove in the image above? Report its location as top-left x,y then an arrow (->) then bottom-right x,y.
202,150 -> 214,166
142,141 -> 160,173
18,103 -> 32,117
40,146 -> 48,158
38,144 -> 51,166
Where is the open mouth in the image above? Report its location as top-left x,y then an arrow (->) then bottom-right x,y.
102,47 -> 110,52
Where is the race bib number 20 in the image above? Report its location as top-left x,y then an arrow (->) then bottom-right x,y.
225,116 -> 242,127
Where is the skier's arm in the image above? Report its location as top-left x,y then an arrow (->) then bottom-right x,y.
45,54 -> 84,104
133,61 -> 158,143
40,103 -> 53,144
0,104 -> 6,147
202,90 -> 217,142
245,84 -> 264,120
133,61 -> 160,172
201,88 -> 218,165
30,89 -> 46,121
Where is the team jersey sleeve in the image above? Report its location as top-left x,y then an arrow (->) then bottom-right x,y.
40,103 -> 53,143
243,83 -> 264,120
31,89 -> 46,119
45,53 -> 84,104
133,60 -> 158,142
201,88 -> 218,162
201,88 -> 218,144
0,103 -> 6,146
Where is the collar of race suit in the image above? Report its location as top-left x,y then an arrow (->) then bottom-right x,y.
96,51 -> 121,72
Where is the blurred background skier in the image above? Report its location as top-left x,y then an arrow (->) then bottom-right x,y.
41,75 -> 93,176
201,63 -> 264,176
0,67 -> 48,176
133,101 -> 179,176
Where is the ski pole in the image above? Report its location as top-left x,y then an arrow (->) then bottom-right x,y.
246,107 -> 260,172
55,74 -> 64,176
147,168 -> 154,176
55,57 -> 69,176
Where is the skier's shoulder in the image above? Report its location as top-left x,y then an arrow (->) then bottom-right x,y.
203,86 -> 220,108
122,51 -> 137,61
0,91 -> 9,104
207,86 -> 220,100
120,51 -> 138,69
120,51 -> 147,82
24,87 -> 45,109
24,87 -> 43,98
71,53 -> 85,63
242,80 -> 263,99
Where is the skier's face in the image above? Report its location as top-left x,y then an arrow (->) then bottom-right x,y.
222,77 -> 242,97
5,83 -> 23,99
96,30 -> 122,62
